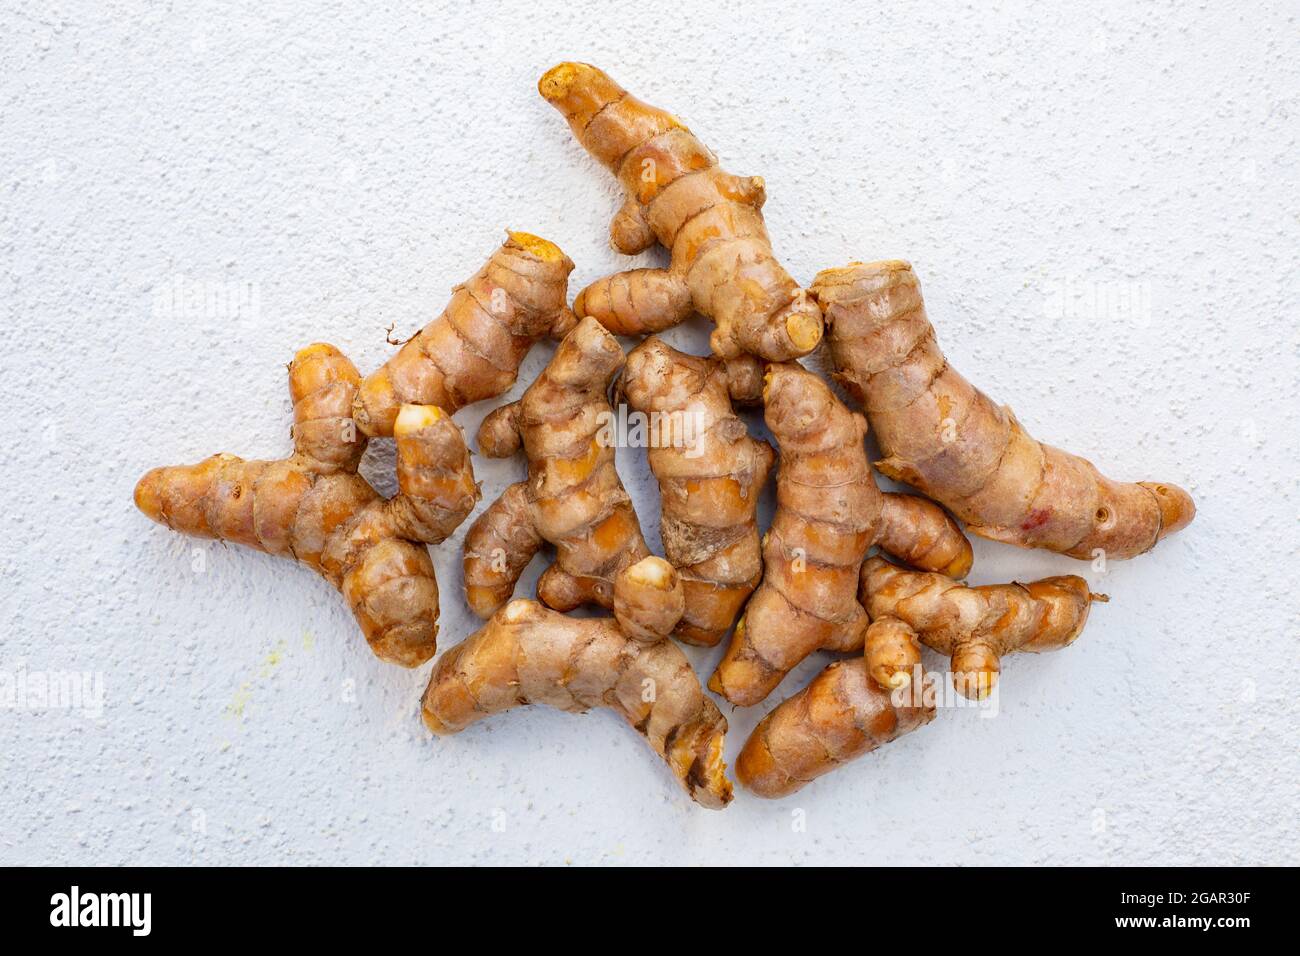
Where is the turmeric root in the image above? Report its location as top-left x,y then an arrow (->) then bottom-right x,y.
134,345 -> 478,667
462,317 -> 671,628
811,260 -> 1195,560
620,337 -> 774,646
735,657 -> 935,799
538,62 -> 822,362
861,556 -> 1104,699
422,558 -> 732,809
709,363 -> 972,706
352,232 -> 577,436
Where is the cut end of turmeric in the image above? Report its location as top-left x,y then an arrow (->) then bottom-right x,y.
624,556 -> 677,590
785,308 -> 823,353
394,404 -> 445,436
506,230 -> 567,263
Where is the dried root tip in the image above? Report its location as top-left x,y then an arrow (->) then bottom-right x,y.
864,618 -> 922,690
1142,481 -> 1197,541
614,557 -> 685,642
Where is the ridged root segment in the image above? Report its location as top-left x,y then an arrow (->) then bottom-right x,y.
811,260 -> 1195,559
621,337 -> 774,646
736,658 -> 935,799
709,363 -> 970,705
861,556 -> 1104,700
134,345 -> 477,667
540,61 -> 822,362
353,231 -> 576,436
461,317 -> 670,622
421,599 -> 733,809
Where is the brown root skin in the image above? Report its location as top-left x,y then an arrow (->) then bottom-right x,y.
353,232 -> 576,437
708,363 -> 972,706
736,657 -> 935,799
621,337 -> 775,646
134,345 -> 478,667
812,260 -> 1195,560
860,556 -> 1102,700
540,61 -> 822,362
421,564 -> 732,809
461,317 -> 675,633
613,555 -> 685,643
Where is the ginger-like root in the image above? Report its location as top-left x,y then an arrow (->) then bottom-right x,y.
736,657 -> 935,799
812,260 -> 1195,560
709,363 -> 972,706
621,337 -> 775,646
353,231 -> 577,436
861,556 -> 1105,700
462,317 -> 672,629
422,559 -> 732,809
539,62 -> 822,362
134,345 -> 479,666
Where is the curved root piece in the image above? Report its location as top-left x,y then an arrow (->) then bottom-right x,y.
353,231 -> 576,436
736,658 -> 935,799
421,595 -> 732,809
812,260 -> 1195,559
621,337 -> 774,646
540,61 -> 822,362
861,556 -> 1101,699
709,363 -> 970,705
461,317 -> 674,626
135,346 -> 478,666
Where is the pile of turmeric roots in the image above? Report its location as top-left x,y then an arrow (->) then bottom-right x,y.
136,63 -> 1195,808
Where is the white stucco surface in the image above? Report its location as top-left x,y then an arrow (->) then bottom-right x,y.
2,0 -> 1296,866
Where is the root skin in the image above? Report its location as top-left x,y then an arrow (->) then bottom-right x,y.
353,232 -> 576,436
540,62 -> 822,362
736,657 -> 934,799
622,337 -> 774,646
135,345 -> 478,667
861,556 -> 1100,699
709,363 -> 971,706
812,260 -> 1195,560
462,317 -> 672,630
422,580 -> 732,809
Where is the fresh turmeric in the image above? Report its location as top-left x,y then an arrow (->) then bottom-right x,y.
353,232 -> 576,436
861,556 -> 1103,700
539,62 -> 822,362
134,344 -> 478,666
620,337 -> 774,645
709,363 -> 972,706
812,260 -> 1195,560
462,317 -> 671,629
422,558 -> 731,809
736,657 -> 934,799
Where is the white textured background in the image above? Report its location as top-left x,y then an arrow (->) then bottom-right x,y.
2,0 -> 1296,866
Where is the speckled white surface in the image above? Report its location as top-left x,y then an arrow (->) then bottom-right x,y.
2,0 -> 1296,866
